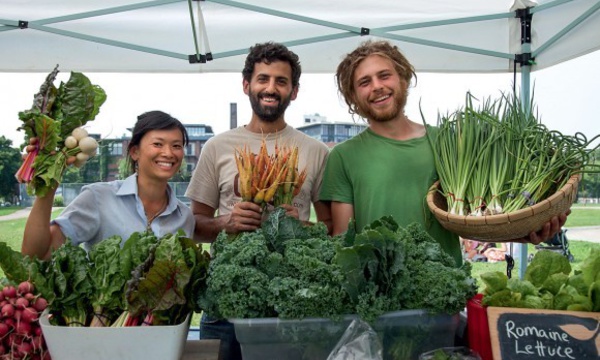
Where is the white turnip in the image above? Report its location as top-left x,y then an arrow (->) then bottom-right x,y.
71,127 -> 88,141
78,136 -> 98,155
64,136 -> 78,149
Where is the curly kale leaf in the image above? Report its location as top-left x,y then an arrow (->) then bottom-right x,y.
403,260 -> 477,315
206,264 -> 273,319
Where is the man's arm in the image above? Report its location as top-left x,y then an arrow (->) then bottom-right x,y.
331,201 -> 354,236
190,200 -> 263,243
313,200 -> 332,235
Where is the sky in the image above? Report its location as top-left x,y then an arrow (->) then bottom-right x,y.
1,50 -> 599,149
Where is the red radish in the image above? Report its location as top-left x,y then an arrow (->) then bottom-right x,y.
32,297 -> 48,313
8,332 -> 22,346
15,320 -> 31,335
4,317 -> 15,329
17,281 -> 35,295
0,344 -> 5,355
0,322 -> 9,337
17,341 -> 33,356
0,292 -> 4,301
14,309 -> 23,321
24,293 -> 36,302
30,335 -> 43,351
1,303 -> 14,318
21,307 -> 38,323
33,324 -> 42,337
2,286 -> 16,299
15,297 -> 29,310
0,300 -> 7,308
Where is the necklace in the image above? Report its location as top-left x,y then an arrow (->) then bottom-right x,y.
145,196 -> 168,231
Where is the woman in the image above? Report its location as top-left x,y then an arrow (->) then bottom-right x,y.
22,110 -> 195,259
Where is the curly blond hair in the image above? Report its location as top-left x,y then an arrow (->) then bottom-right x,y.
336,40 -> 416,117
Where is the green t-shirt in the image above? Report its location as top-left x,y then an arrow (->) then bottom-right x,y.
319,126 -> 462,265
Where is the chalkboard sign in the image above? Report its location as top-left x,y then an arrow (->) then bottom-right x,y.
487,307 -> 599,360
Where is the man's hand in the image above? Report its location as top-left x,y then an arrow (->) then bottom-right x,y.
224,201 -> 263,234
511,210 -> 570,245
279,204 -> 299,219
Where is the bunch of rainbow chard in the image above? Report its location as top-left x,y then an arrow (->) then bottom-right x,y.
15,65 -> 106,197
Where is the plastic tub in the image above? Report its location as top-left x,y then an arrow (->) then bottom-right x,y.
39,310 -> 190,360
230,310 -> 459,360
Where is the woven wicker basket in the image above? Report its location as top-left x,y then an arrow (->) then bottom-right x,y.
426,175 -> 579,242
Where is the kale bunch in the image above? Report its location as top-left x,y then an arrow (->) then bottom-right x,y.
337,218 -> 477,322
199,207 -> 348,319
201,209 -> 477,322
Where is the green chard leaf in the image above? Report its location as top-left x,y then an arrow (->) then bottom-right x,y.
0,242 -> 55,303
89,235 -> 126,312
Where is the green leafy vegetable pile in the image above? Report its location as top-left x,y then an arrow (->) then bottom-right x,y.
15,65 -> 107,197
198,208 -> 477,323
0,231 -> 210,327
481,248 -> 600,312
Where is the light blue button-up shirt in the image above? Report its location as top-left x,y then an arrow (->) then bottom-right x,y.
52,174 -> 195,251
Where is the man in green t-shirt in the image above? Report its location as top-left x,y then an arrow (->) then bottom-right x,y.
319,40 -> 567,266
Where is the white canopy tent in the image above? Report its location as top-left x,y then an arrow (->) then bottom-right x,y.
3,0 -> 599,277
2,0 -> 599,74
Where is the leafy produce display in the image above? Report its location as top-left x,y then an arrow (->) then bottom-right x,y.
198,208 -> 477,322
0,231 -> 210,329
235,138 -> 307,207
199,209 -> 476,360
14,65 -> 106,197
481,248 -> 600,312
0,280 -> 50,360
424,92 -> 599,216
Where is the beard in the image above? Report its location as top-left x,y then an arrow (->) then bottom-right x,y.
357,90 -> 408,123
249,90 -> 292,123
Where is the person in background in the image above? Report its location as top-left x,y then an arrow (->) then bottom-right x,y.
22,110 -> 195,259
319,40 -> 567,266
461,238 -> 507,263
185,42 -> 331,360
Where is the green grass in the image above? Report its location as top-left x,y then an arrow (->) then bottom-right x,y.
565,206 -> 600,227
0,206 -> 23,216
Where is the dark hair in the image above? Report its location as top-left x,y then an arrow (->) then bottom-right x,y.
336,40 -> 416,117
126,110 -> 189,173
242,42 -> 301,88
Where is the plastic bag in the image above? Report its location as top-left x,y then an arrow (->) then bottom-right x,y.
327,318 -> 383,360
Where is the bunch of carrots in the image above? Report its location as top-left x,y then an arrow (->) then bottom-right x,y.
235,139 -> 307,207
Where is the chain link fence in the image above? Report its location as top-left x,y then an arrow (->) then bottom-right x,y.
19,182 -> 191,207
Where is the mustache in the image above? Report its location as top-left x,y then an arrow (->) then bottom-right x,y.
259,92 -> 281,101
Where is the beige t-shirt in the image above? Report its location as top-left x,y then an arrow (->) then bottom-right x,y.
185,125 -> 330,221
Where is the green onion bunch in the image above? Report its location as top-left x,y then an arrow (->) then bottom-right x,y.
424,91 -> 599,216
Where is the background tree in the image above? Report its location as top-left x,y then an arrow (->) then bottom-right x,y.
579,148 -> 600,203
0,136 -> 22,203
